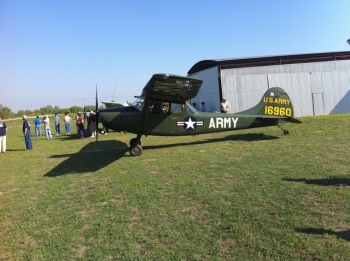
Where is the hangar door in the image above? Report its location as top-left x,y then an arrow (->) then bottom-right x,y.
221,74 -> 268,113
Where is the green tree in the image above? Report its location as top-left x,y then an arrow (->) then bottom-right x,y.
0,104 -> 15,119
39,105 -> 54,115
84,105 -> 96,112
69,106 -> 84,113
16,110 -> 28,117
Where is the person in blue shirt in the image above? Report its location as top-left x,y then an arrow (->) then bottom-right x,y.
34,116 -> 42,136
22,115 -> 33,150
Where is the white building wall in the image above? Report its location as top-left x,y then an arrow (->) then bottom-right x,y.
189,67 -> 221,112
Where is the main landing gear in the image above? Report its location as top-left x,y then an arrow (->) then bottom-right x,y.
129,135 -> 143,156
275,121 -> 289,135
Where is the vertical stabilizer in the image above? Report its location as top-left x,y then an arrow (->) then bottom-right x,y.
237,87 -> 296,118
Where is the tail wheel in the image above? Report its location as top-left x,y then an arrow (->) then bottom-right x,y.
129,144 -> 143,156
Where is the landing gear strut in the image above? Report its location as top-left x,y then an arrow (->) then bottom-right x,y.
129,134 -> 143,156
275,121 -> 289,135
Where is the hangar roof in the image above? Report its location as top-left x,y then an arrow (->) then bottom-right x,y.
187,51 -> 350,75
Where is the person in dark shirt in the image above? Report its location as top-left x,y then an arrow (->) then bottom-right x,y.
22,115 -> 33,150
0,116 -> 7,153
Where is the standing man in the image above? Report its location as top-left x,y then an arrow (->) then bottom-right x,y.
64,112 -> 72,135
54,114 -> 60,135
34,116 -> 42,136
220,98 -> 231,113
22,115 -> 33,150
0,116 -> 7,153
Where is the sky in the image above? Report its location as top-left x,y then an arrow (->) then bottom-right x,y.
1,0 -> 349,113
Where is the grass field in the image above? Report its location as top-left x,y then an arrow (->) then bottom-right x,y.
0,114 -> 349,261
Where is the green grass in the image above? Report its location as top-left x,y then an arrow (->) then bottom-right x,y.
0,115 -> 349,260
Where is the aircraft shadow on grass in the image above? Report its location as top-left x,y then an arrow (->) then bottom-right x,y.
296,228 -> 350,242
283,178 -> 350,186
143,133 -> 279,151
44,133 -> 277,177
44,140 -> 127,177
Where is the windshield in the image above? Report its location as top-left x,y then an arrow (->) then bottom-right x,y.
132,98 -> 145,111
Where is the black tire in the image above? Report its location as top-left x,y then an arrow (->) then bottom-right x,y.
129,144 -> 142,156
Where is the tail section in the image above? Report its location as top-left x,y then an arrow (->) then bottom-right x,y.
237,87 -> 301,123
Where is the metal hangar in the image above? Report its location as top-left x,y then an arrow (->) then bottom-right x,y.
187,51 -> 350,117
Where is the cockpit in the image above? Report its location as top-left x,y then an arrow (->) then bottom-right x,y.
132,97 -> 199,115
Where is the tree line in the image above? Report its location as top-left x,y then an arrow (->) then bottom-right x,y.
0,104 -> 102,119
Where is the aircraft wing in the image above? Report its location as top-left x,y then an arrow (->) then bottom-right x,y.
101,101 -> 128,108
141,74 -> 203,103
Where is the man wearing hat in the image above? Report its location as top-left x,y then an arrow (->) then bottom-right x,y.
22,115 -> 33,150
220,98 -> 231,113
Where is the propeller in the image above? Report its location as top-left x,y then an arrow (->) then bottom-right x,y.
95,85 -> 99,142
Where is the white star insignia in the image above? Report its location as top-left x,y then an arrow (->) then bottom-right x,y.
185,117 -> 196,129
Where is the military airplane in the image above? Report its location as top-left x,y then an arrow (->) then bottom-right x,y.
96,73 -> 301,156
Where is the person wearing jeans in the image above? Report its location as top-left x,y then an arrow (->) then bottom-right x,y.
64,112 -> 72,134
22,115 -> 33,150
43,115 -> 52,140
34,116 -> 42,136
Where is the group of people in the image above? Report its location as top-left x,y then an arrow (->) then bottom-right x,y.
191,98 -> 231,113
0,109 -> 100,153
20,111 -> 97,150
33,113 -> 73,139
21,113 -> 72,150
76,111 -> 97,139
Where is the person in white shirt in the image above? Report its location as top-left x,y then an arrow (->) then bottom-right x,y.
220,98 -> 231,113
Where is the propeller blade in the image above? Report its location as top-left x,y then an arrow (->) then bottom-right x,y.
95,85 -> 99,142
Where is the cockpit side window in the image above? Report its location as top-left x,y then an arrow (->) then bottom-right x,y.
168,103 -> 198,114
169,103 -> 183,113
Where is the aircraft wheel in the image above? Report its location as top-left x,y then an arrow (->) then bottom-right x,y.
283,130 -> 289,135
100,129 -> 106,135
130,138 -> 141,147
129,144 -> 143,156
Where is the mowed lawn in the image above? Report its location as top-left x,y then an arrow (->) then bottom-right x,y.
0,114 -> 349,261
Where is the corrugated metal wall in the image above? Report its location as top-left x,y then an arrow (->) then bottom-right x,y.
219,60 -> 350,117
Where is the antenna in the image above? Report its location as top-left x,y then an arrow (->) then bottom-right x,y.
111,74 -> 119,102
